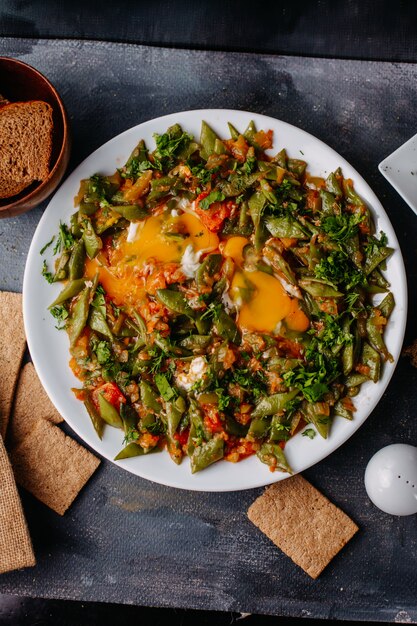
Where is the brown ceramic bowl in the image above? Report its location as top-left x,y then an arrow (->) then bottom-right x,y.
0,57 -> 71,219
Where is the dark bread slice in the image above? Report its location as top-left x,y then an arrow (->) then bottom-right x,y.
0,101 -> 53,200
0,176 -> 29,199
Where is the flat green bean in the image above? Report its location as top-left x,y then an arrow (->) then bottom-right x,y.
97,394 -> 123,428
252,389 -> 299,418
256,443 -> 292,473
140,380 -> 162,413
190,436 -> 224,473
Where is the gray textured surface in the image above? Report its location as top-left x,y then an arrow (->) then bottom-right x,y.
0,38 -> 417,622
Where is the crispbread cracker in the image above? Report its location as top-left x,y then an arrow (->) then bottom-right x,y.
0,436 -> 35,574
10,420 -> 100,516
247,475 -> 358,579
0,291 -> 26,439
8,362 -> 63,446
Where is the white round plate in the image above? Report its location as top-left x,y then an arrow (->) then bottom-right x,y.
23,109 -> 407,492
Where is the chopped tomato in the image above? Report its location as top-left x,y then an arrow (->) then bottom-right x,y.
223,135 -> 249,162
195,191 -> 234,232
72,387 -> 86,401
69,357 -> 86,380
279,237 -> 298,249
174,429 -> 189,447
92,382 -> 126,412
355,363 -> 371,377
306,189 -> 321,212
202,405 -> 224,434
317,298 -> 339,316
74,329 -> 90,356
224,437 -> 258,462
341,396 -> 356,412
139,432 -> 160,449
276,337 -> 304,359
253,129 -> 273,150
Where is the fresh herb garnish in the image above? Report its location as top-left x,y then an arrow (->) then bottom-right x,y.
314,250 -> 366,290
345,292 -> 361,312
124,159 -> 155,179
321,213 -> 364,243
50,305 -> 68,329
40,236 -> 55,255
153,126 -> 193,170
190,163 -> 213,185
215,388 -> 232,411
199,190 -> 226,210
154,373 -> 176,401
283,351 -> 339,403
123,426 -> 139,445
243,155 -> 257,174
41,260 -> 54,283
53,222 -> 74,255
365,231 -> 388,256
306,314 -> 353,357
200,302 -> 222,321
302,428 -> 316,439
95,340 -> 113,365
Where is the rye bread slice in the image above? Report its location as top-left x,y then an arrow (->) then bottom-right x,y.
0,291 -> 26,439
0,101 -> 53,199
10,419 -> 100,516
0,176 -> 29,199
247,475 -> 359,579
8,362 -> 63,447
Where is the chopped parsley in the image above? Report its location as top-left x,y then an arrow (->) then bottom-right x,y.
302,428 -> 316,439
307,314 -> 353,357
40,236 -> 55,255
283,352 -> 339,403
321,212 -> 364,243
154,373 -> 176,401
50,305 -> 68,329
123,426 -> 139,445
243,155 -> 257,174
124,158 -> 155,179
215,388 -> 232,411
41,260 -> 54,283
314,250 -> 366,290
190,163 -> 213,184
199,190 -> 226,210
95,340 -> 113,365
153,126 -> 193,170
365,231 -> 388,256
53,222 -> 74,255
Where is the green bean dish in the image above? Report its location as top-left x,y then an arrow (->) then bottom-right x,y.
43,119 -> 395,473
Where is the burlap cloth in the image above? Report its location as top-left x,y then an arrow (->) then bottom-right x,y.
0,435 -> 35,574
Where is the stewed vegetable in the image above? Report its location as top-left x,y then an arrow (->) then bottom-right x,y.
42,120 -> 394,473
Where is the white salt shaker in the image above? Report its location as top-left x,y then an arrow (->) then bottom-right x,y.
364,444 -> 417,516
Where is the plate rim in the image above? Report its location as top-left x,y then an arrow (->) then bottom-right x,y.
23,108 -> 408,492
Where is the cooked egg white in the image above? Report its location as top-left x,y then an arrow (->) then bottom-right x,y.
176,357 -> 208,391
181,244 -> 203,279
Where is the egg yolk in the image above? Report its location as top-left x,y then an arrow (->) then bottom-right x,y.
230,269 -> 309,333
85,212 -> 218,306
118,213 -> 218,267
222,236 -> 249,266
